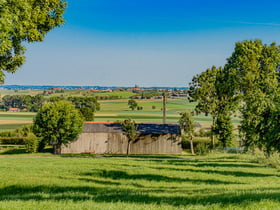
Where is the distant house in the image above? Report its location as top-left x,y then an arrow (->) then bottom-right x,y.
8,108 -> 20,112
61,122 -> 182,154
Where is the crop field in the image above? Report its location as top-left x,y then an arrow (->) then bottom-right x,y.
0,112 -> 35,131
96,98 -> 200,123
0,97 -> 241,131
0,153 -> 279,209
96,98 -> 240,126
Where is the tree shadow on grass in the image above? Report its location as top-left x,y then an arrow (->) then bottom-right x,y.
82,170 -> 243,185
193,162 -> 263,168
0,185 -> 279,207
154,167 -> 279,177
78,178 -> 121,186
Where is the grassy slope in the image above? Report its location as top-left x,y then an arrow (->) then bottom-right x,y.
0,154 -> 279,209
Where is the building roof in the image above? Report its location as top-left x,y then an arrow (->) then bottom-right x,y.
83,122 -> 181,134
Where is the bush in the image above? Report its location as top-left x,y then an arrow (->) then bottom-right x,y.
0,137 -> 26,145
0,131 -> 16,137
196,142 -> 210,155
181,136 -> 210,150
24,133 -> 38,153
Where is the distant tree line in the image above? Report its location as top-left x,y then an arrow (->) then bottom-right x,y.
1,95 -> 100,121
188,40 -> 280,156
1,95 -> 44,112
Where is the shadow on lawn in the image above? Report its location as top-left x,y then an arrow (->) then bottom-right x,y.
132,158 -> 265,169
151,167 -> 278,178
0,185 -> 279,207
82,170 -> 243,185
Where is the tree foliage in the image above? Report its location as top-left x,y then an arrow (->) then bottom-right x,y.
179,112 -> 195,155
2,94 -> 44,111
190,40 -> 280,154
33,101 -> 84,154
188,66 -> 236,148
68,96 -> 100,121
121,118 -> 139,155
128,99 -> 138,111
225,40 -> 280,154
0,0 -> 67,83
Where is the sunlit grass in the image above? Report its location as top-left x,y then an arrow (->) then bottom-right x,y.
0,153 -> 279,209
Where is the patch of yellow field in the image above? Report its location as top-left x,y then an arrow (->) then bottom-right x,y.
0,120 -> 32,124
0,112 -> 36,116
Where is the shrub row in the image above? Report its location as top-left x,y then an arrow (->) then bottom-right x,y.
0,137 -> 27,145
181,136 -> 211,150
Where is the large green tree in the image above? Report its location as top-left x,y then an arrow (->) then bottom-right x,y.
0,0 -> 67,83
188,66 -> 237,148
33,101 -> 84,154
225,40 -> 280,153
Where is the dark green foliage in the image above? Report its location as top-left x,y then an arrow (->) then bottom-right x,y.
215,113 -> 234,148
24,133 -> 38,153
0,131 -> 16,137
15,124 -> 34,137
121,118 -> 139,155
80,107 -> 94,121
179,112 -> 195,154
0,137 -> 26,145
128,99 -> 138,110
259,105 -> 280,155
188,66 -> 236,148
33,101 -> 84,154
68,96 -> 100,120
196,142 -> 210,155
2,95 -> 44,111
225,40 -> 280,155
0,0 -> 67,83
181,136 -> 210,150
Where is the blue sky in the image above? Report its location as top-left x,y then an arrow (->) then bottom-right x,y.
5,0 -> 280,87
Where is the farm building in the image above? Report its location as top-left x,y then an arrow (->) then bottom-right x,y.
61,122 -> 182,154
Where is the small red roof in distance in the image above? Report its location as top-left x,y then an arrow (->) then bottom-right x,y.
9,108 -> 19,111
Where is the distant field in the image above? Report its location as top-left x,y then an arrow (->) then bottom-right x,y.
0,153 -> 279,209
0,97 -> 241,130
0,112 -> 35,131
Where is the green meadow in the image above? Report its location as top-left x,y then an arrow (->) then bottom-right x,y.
95,98 -> 211,123
0,97 -> 241,131
0,153 -> 279,209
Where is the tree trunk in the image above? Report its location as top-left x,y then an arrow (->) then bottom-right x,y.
190,135 -> 195,155
211,117 -> 215,150
53,144 -> 61,155
126,140 -> 131,156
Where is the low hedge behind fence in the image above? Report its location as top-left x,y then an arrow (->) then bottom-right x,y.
0,137 -> 27,145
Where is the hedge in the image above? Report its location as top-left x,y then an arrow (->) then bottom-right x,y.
0,137 -> 27,145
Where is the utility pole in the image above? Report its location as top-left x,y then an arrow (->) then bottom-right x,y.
163,92 -> 166,124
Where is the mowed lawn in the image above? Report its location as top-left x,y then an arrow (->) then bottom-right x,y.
0,154 -> 279,209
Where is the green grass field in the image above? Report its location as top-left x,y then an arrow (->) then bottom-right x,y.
0,153 -> 279,209
0,97 -> 240,130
